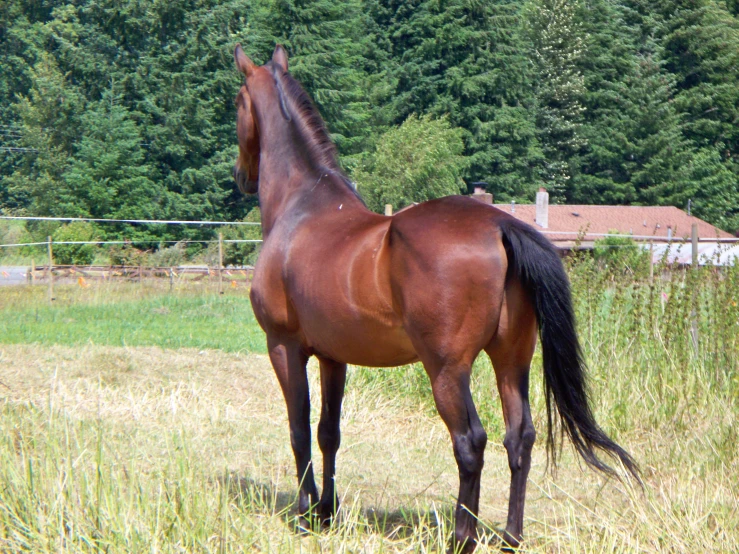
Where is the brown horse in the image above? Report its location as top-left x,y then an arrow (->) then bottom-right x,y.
233,44 -> 639,552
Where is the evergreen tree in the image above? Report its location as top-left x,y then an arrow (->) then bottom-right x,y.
263,0 -> 372,157
526,0 -> 588,202
660,0 -> 739,156
570,0 -> 687,206
370,0 -> 542,199
61,89 -> 161,238
5,54 -> 84,216
677,147 -> 739,232
649,0 -> 739,230
623,57 -> 689,205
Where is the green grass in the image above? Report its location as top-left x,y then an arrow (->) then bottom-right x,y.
0,283 -> 266,353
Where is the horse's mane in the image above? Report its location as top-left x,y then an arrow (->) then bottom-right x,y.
269,63 -> 340,173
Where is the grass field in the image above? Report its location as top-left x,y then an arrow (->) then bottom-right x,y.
0,282 -> 265,353
0,268 -> 737,552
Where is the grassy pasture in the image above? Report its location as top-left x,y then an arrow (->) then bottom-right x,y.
0,264 -> 737,552
0,281 -> 265,353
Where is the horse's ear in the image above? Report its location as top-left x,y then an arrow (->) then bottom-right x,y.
234,44 -> 256,77
272,44 -> 288,71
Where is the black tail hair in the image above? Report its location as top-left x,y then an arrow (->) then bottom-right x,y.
498,217 -> 641,482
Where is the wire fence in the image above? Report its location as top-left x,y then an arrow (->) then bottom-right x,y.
0,215 -> 260,226
0,216 -> 265,296
1,214 -> 737,300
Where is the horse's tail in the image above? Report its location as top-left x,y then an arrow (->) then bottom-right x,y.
498,217 -> 640,482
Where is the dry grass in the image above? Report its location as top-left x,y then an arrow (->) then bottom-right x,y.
0,343 -> 736,552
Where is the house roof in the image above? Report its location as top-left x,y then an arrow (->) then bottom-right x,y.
492,204 -> 734,242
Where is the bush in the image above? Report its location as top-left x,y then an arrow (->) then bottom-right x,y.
108,244 -> 150,266
222,208 -> 262,267
149,243 -> 188,267
593,232 -> 650,277
52,222 -> 100,265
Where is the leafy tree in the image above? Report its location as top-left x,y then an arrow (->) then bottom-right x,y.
352,114 -> 467,212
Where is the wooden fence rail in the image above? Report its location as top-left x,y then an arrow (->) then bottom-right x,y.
27,265 -> 254,283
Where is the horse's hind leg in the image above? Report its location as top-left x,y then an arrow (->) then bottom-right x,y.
490,361 -> 535,549
422,358 -> 487,553
267,336 -> 319,530
316,357 -> 347,525
486,283 -> 538,549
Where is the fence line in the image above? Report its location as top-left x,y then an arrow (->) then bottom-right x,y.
3,214 -> 737,242
0,215 -> 260,226
537,230 -> 739,242
0,239 -> 262,249
1,234 -> 260,299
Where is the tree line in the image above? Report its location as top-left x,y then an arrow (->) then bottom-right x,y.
1,0 -> 738,243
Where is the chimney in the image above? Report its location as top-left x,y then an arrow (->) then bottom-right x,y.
470,181 -> 493,205
535,187 -> 549,228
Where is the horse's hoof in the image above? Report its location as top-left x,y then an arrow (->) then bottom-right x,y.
448,534 -> 477,554
500,531 -> 521,552
318,499 -> 339,529
295,515 -> 313,535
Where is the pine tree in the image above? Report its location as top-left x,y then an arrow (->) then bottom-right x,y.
369,0 -> 542,199
62,88 -> 160,238
263,0 -> 372,157
5,54 -> 84,216
662,0 -> 739,163
525,0 -> 588,202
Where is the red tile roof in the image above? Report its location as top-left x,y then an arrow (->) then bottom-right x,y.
492,204 -> 733,242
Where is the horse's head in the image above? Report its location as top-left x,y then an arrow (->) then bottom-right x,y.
233,44 -> 289,195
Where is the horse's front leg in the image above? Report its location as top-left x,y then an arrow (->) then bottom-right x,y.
268,335 -> 319,530
316,357 -> 347,526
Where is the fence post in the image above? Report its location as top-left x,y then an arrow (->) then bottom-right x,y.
385,204 -> 393,216
690,223 -> 699,355
649,241 -> 654,283
47,236 -> 54,303
691,223 -> 698,267
30,259 -> 36,285
218,232 -> 224,295
169,267 -> 174,292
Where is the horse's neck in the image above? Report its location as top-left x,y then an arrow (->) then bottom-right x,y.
257,156 -> 364,237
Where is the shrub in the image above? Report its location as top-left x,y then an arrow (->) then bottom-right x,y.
149,243 -> 188,267
593,232 -> 650,277
108,244 -> 150,266
222,208 -> 262,267
52,222 -> 100,265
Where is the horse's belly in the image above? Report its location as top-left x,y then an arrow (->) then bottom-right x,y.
301,316 -> 419,367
